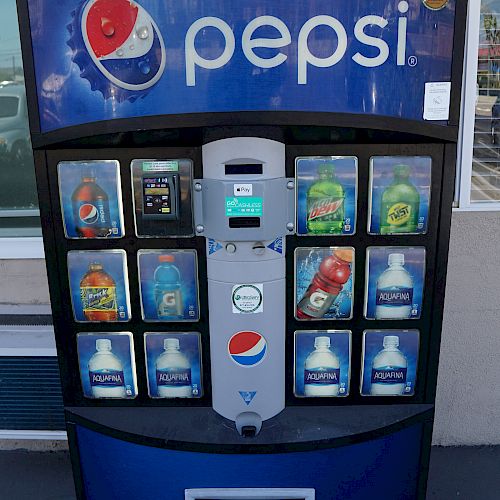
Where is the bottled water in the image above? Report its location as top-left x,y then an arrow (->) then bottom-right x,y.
156,338 -> 192,398
88,339 -> 126,398
154,255 -> 183,320
304,336 -> 340,396
370,335 -> 407,395
375,253 -> 413,319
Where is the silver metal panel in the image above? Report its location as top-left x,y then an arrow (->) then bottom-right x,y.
185,488 -> 315,499
201,138 -> 287,425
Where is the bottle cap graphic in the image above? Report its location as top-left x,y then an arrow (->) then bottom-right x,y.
89,262 -> 103,271
96,338 -> 112,351
318,163 -> 335,176
388,253 -> 405,266
394,164 -> 411,177
159,255 -> 175,263
164,338 -> 180,350
383,335 -> 400,348
67,0 -> 166,102
82,168 -> 97,179
314,336 -> 331,349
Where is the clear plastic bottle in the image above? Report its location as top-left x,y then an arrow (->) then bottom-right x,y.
380,164 -> 420,235
370,335 -> 407,396
304,336 -> 340,397
153,255 -> 183,320
375,253 -> 413,319
306,162 -> 345,234
155,338 -> 192,398
88,339 -> 126,398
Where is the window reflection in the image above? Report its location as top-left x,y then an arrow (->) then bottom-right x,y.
0,0 -> 40,235
473,1 -> 500,201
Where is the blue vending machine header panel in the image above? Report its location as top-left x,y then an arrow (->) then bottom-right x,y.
27,0 -> 456,134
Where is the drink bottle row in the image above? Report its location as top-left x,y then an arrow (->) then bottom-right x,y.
78,330 -> 419,400
58,155 -> 432,239
68,247 -> 425,323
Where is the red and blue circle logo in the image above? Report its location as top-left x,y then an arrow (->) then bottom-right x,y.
228,331 -> 267,367
79,203 -> 99,224
76,0 -> 166,95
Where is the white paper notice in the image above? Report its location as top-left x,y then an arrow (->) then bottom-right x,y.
423,82 -> 451,121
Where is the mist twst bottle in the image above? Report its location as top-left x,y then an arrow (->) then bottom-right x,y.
306,162 -> 345,234
379,164 -> 420,234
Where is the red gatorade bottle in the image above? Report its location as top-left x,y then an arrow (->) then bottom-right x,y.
296,250 -> 352,319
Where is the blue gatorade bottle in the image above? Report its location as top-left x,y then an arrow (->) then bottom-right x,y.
154,255 -> 183,319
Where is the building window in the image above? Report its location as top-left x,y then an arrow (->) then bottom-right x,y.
459,0 -> 500,209
0,0 -> 41,238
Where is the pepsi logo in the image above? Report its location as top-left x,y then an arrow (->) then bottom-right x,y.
80,0 -> 166,92
79,203 -> 99,224
228,331 -> 267,367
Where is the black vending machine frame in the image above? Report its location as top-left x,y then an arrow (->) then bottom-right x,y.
16,0 -> 467,498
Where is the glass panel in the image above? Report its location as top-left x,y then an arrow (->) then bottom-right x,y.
472,1 -> 500,202
0,0 -> 40,235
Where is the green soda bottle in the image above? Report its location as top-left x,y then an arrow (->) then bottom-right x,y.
306,163 -> 345,234
379,164 -> 420,234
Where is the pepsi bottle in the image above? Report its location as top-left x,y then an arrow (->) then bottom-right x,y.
72,171 -> 112,238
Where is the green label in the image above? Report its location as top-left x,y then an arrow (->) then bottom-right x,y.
225,197 -> 263,216
142,160 -> 179,172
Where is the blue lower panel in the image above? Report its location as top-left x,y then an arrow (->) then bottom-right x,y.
76,424 -> 422,499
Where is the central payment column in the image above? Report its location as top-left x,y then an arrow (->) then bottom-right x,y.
194,137 -> 294,435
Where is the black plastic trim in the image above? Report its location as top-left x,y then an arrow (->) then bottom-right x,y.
66,404 -> 433,454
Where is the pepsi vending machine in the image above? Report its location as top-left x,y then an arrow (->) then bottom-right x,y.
18,0 -> 466,498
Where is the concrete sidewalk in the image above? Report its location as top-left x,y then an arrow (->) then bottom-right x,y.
0,446 -> 498,499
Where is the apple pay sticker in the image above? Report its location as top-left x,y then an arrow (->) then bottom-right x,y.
233,184 -> 253,196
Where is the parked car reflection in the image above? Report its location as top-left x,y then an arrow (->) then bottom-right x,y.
0,83 -> 38,209
0,83 -> 31,162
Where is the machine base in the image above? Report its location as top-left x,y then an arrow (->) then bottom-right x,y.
72,417 -> 425,499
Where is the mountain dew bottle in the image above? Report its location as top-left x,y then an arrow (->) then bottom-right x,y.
380,165 -> 420,234
306,163 -> 345,234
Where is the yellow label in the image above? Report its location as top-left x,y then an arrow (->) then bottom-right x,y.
422,0 -> 449,11
387,203 -> 411,226
81,286 -> 117,312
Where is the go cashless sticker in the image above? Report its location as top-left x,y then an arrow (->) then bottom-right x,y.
138,250 -> 200,322
58,160 -> 124,239
295,247 -> 354,320
144,332 -> 203,399
296,156 -> 357,236
77,332 -> 137,399
68,250 -> 131,323
361,329 -> 419,397
368,156 -> 432,235
294,330 -> 351,398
